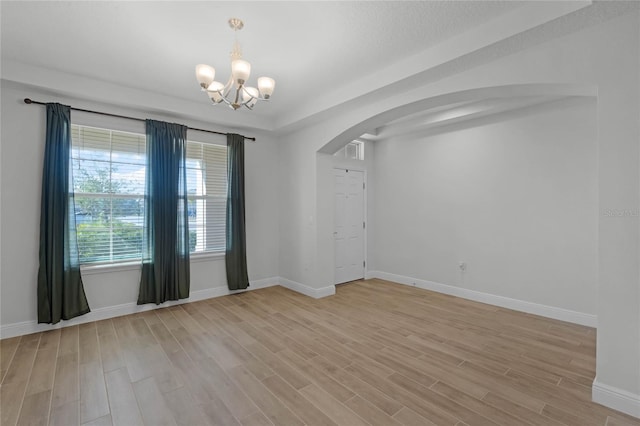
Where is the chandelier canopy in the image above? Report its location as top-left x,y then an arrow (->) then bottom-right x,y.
195,18 -> 275,111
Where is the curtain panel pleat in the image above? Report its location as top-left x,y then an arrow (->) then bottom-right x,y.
138,120 -> 190,305
37,103 -> 90,324
225,133 -> 249,290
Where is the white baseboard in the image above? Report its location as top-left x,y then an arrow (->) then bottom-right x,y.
368,271 -> 597,327
364,271 -> 376,280
0,277 -> 279,339
248,277 -> 281,291
593,378 -> 640,418
278,277 -> 336,299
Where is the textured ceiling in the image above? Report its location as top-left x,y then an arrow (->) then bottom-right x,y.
1,1 -> 523,123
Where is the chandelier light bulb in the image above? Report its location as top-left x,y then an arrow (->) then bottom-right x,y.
231,59 -> 251,86
258,77 -> 275,99
242,87 -> 259,102
207,81 -> 225,103
195,64 -> 215,89
208,91 -> 223,104
242,87 -> 259,109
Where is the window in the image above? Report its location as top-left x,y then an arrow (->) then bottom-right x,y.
71,124 -> 227,265
334,140 -> 364,160
72,125 -> 146,264
185,141 -> 227,254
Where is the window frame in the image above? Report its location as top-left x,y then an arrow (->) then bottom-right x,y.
334,140 -> 365,161
71,124 -> 147,266
69,120 -> 228,270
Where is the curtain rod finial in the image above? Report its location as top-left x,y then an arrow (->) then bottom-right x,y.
24,98 -> 33,104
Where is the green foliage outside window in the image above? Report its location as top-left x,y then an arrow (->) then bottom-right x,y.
74,166 -> 144,263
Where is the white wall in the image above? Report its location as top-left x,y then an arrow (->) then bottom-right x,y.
374,99 -> 598,315
0,81 -> 280,331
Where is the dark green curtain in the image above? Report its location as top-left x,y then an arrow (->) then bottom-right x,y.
138,120 -> 190,304
225,133 -> 249,290
37,103 -> 90,324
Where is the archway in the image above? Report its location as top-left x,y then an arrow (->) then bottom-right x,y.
318,83 -> 596,155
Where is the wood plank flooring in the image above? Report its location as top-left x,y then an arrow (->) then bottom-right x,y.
1,279 -> 639,426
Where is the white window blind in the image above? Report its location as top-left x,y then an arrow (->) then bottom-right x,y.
71,125 -> 146,264
71,124 -> 228,265
186,141 -> 228,253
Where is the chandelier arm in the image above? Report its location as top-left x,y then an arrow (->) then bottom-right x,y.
240,86 -> 254,100
218,96 -> 232,107
222,76 -> 234,98
240,87 -> 251,106
233,85 -> 243,108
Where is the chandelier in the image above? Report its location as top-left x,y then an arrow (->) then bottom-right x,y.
195,18 -> 275,110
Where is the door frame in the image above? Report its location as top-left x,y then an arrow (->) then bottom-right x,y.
333,166 -> 368,283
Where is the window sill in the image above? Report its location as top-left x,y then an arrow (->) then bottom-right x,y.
81,261 -> 141,275
190,251 -> 225,263
79,252 -> 225,275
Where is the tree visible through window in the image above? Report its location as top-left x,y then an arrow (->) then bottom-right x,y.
71,125 -> 227,265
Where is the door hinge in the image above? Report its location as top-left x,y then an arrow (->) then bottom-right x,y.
363,182 -> 365,190
363,260 -> 366,268
363,221 -> 366,229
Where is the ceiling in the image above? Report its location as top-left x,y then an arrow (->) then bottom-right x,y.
1,1 -> 602,136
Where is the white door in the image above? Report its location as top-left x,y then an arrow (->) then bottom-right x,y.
334,168 -> 365,284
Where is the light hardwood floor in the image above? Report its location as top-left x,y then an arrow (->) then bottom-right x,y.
1,279 -> 639,426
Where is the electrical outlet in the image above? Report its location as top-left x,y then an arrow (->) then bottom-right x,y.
458,261 -> 466,272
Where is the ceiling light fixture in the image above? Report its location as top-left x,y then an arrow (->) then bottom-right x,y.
195,18 -> 275,111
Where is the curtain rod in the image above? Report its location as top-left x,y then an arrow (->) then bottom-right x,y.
23,98 -> 256,142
